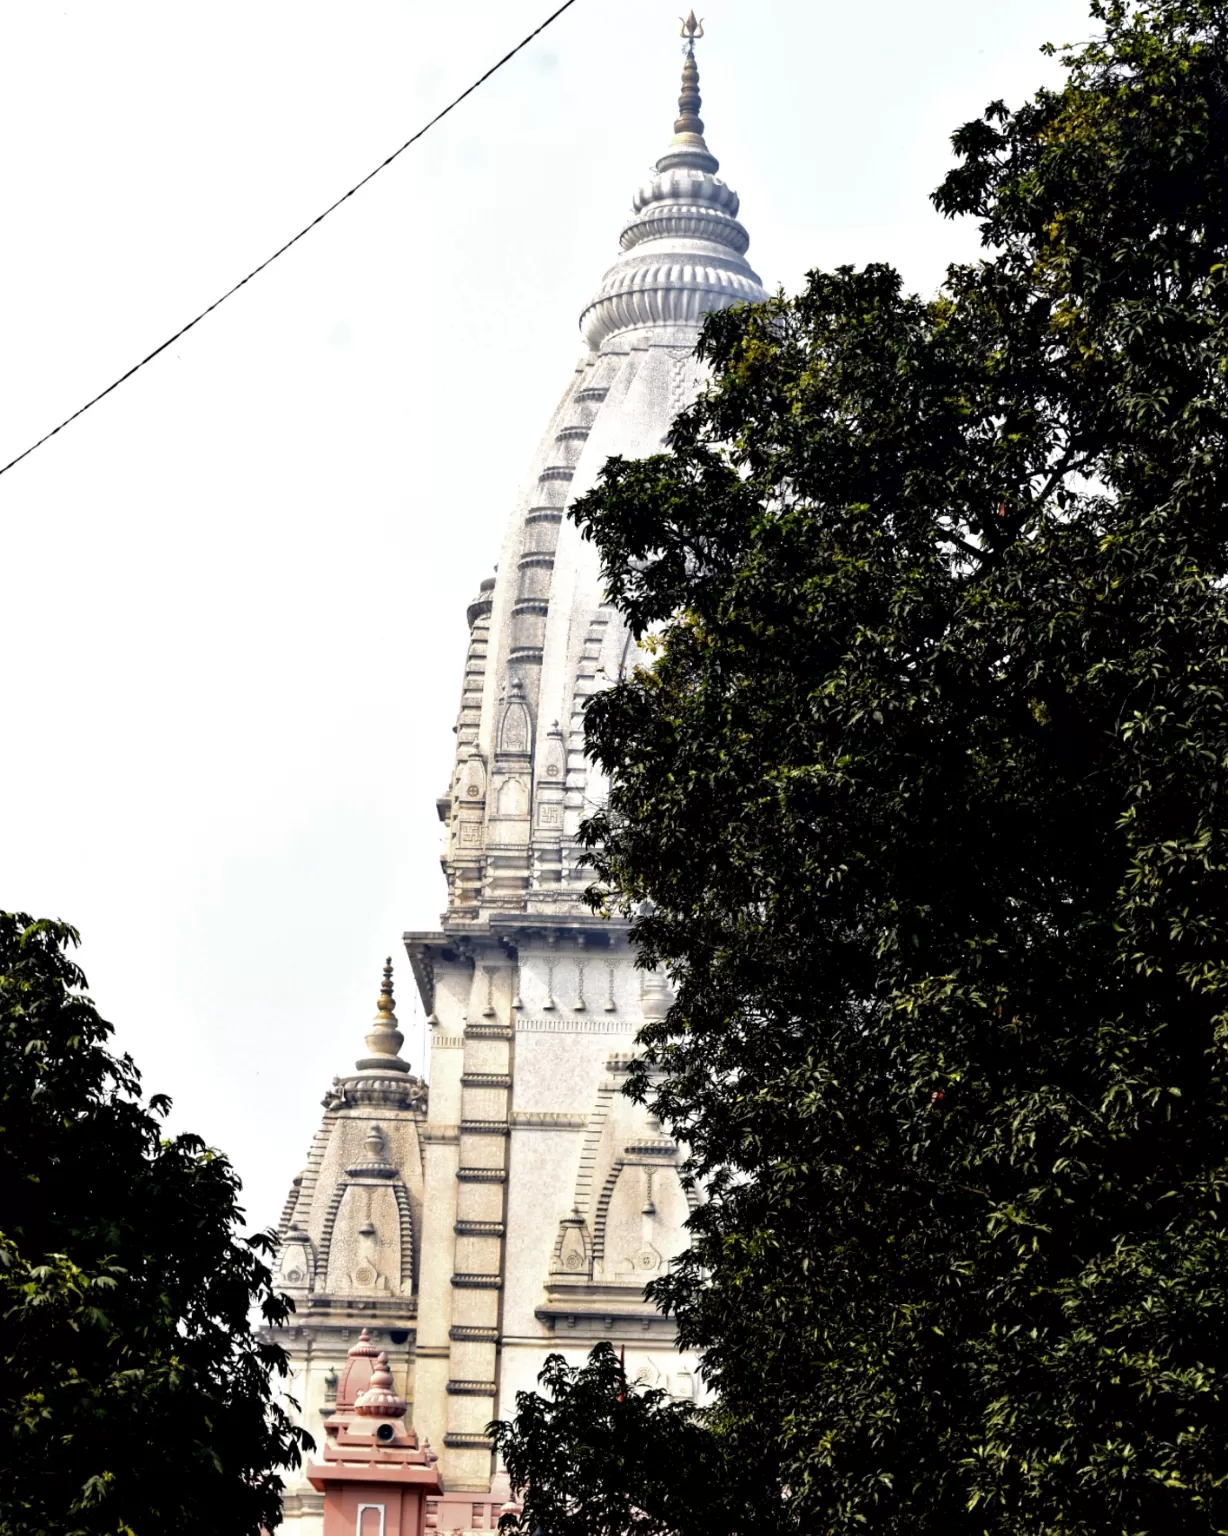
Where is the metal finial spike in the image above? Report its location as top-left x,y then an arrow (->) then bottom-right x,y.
674,24 -> 705,139
377,957 -> 395,1015
680,11 -> 704,40
357,957 -> 408,1073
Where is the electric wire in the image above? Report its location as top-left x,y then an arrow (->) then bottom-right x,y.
0,0 -> 581,482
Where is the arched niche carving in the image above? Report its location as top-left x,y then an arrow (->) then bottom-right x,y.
594,1158 -> 690,1279
499,678 -> 532,755
277,1226 -> 314,1290
320,1180 -> 412,1295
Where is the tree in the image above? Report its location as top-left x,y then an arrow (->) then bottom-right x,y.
547,1 -> 1228,1530
0,913 -> 310,1535
490,1343 -> 774,1536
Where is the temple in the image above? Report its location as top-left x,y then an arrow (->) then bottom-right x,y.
269,18 -> 765,1532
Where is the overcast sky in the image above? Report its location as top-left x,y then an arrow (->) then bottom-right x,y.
1,0 -> 1092,1236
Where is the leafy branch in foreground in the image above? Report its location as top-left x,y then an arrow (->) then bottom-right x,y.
0,912 -> 311,1536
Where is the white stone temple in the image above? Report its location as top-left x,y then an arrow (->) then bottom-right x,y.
270,20 -> 765,1532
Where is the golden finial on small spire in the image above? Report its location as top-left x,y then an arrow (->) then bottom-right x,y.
377,956 -> 395,1015
358,956 -> 408,1072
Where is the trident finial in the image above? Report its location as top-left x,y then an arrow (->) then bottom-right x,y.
680,11 -> 704,45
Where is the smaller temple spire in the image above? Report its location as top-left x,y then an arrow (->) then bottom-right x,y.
334,1328 -> 382,1411
659,13 -> 717,174
676,12 -> 705,135
577,12 -> 763,351
308,1336 -> 443,1531
357,957 -> 410,1074
354,1351 -> 408,1420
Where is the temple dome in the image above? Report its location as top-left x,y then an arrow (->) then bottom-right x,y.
436,19 -> 767,925
579,34 -> 764,351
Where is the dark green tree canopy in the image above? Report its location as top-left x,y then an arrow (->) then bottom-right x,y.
543,1 -> 1228,1530
490,1343 -> 774,1536
0,913 -> 309,1536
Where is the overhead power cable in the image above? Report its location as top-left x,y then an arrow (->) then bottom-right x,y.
0,0 -> 580,482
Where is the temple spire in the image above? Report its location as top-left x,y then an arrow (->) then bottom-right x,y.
356,957 -> 409,1074
659,13 -> 717,174
676,12 -> 705,135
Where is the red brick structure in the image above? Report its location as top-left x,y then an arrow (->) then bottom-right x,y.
308,1331 -> 443,1536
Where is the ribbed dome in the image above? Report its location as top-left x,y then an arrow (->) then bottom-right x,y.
579,36 -> 765,352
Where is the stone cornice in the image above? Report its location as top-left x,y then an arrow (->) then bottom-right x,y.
510,1111 -> 587,1131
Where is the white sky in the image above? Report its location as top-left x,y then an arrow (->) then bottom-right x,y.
1,0 -> 1091,1236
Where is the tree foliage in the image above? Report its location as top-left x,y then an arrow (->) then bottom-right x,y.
533,1 -> 1228,1530
0,913 -> 310,1536
490,1344 -> 772,1536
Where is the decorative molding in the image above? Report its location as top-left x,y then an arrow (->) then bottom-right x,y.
516,1016 -> 637,1035
624,1139 -> 677,1158
296,1293 -> 418,1318
465,1024 -> 513,1041
487,914 -> 633,942
448,1325 -> 499,1343
444,1432 -> 494,1450
461,1073 -> 512,1089
511,1111 -> 587,1131
457,1167 -> 506,1184
313,1181 -> 348,1288
451,1273 -> 503,1290
282,1491 -> 326,1516
454,1220 -> 506,1238
421,1126 -> 460,1145
573,1080 -> 617,1222
392,1183 -> 416,1290
581,265 -> 763,353
447,1379 -> 498,1396
534,1303 -> 678,1341
281,1113 -> 332,1243
592,1158 -> 627,1272
460,1120 -> 510,1137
